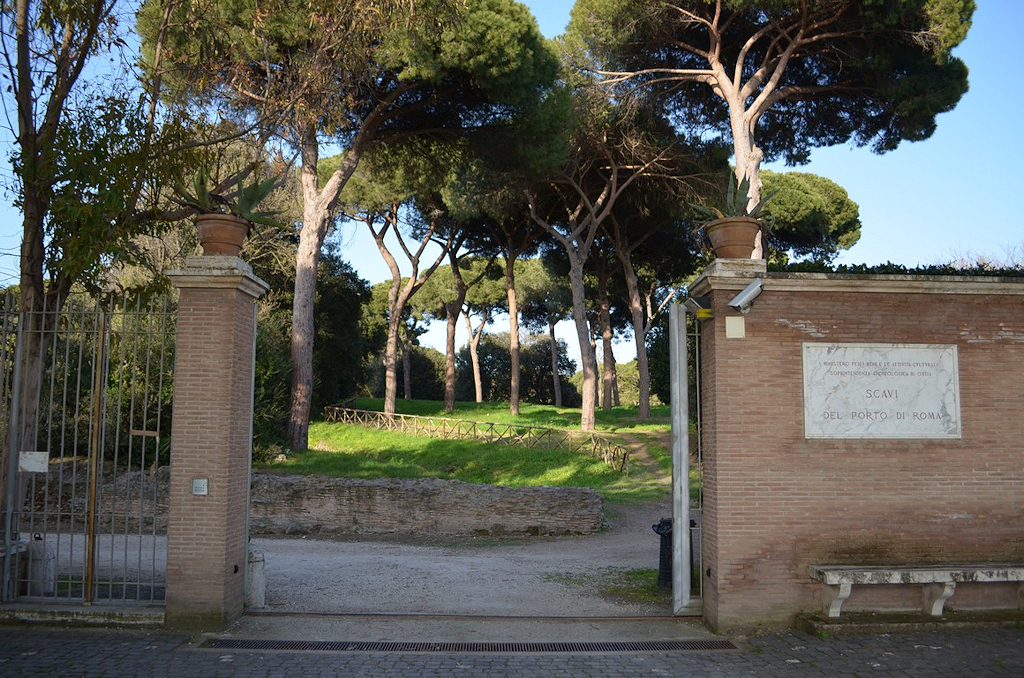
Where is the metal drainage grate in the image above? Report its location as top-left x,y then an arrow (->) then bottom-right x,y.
201,638 -> 737,653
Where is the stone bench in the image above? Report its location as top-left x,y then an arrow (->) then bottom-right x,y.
809,564 -> 1024,617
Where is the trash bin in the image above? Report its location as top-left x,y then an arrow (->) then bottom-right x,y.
652,518 -> 672,589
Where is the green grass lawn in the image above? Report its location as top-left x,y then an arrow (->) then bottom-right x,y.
258,399 -> 681,504
343,397 -> 672,433
259,421 -> 670,504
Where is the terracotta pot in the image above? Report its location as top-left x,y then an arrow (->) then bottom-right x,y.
196,213 -> 250,256
704,216 -> 761,259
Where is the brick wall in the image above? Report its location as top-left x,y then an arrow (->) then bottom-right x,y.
691,263 -> 1024,632
249,474 -> 604,537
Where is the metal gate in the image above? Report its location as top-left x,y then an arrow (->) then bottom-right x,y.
1,293 -> 175,605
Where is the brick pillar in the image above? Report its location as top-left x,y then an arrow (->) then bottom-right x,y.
688,258 -> 767,633
165,256 -> 268,629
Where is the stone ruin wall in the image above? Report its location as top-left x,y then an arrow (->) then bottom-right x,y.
28,469 -> 604,538
249,474 -> 604,538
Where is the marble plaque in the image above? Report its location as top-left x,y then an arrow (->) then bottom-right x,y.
803,343 -> 960,439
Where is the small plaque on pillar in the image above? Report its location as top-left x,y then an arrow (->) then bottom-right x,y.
725,316 -> 745,338
191,478 -> 209,496
19,450 -> 49,473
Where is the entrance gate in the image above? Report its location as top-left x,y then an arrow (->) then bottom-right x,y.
1,293 -> 175,604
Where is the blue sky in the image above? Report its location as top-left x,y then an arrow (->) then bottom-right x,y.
524,0 -> 1024,268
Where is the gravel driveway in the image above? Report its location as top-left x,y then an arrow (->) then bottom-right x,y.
253,498 -> 675,617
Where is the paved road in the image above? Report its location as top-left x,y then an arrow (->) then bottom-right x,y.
2,623 -> 1022,677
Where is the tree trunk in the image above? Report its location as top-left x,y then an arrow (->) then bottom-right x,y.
497,226 -> 536,416
566,257 -> 597,431
728,103 -> 766,259
379,224 -> 407,415
618,249 -> 652,418
383,306 -> 402,413
11,294 -> 45,532
505,260 -> 521,416
13,211 -> 72,540
601,328 -> 614,410
463,313 -> 485,403
597,263 -> 614,411
548,319 -> 562,407
287,217 -> 325,447
402,338 -> 412,400
16,192 -> 47,458
383,281 -> 418,414
610,351 -> 620,406
442,243 -> 470,413
443,301 -> 460,412
369,209 -> 450,415
288,127 -> 361,449
11,0 -> 55,494
527,193 -> 612,431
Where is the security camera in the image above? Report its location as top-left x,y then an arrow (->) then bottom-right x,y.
728,278 -> 763,315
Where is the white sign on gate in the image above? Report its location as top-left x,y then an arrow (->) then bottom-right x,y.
18,450 -> 49,473
802,343 -> 960,439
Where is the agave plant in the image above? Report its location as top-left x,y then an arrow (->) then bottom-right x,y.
229,173 -> 285,227
692,174 -> 776,222
173,163 -> 284,228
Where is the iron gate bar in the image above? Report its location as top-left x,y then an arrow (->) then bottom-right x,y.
84,308 -> 106,604
1,306 -> 25,602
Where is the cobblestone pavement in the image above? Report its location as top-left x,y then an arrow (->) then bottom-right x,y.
1,625 -> 1022,677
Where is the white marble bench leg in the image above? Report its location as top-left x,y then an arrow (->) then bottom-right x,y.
822,582 -> 852,617
923,582 -> 956,616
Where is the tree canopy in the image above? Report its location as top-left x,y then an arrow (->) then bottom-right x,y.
569,0 -> 973,255
761,170 -> 861,262
138,0 -> 561,448
138,0 -> 559,159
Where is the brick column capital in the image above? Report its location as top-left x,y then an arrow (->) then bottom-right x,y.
690,259 -> 766,297
168,256 -> 269,299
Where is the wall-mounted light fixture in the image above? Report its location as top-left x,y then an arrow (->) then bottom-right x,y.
683,295 -> 714,319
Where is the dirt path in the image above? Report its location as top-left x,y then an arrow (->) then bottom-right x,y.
614,431 -> 671,484
255,495 -> 674,617
253,430 -> 680,618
